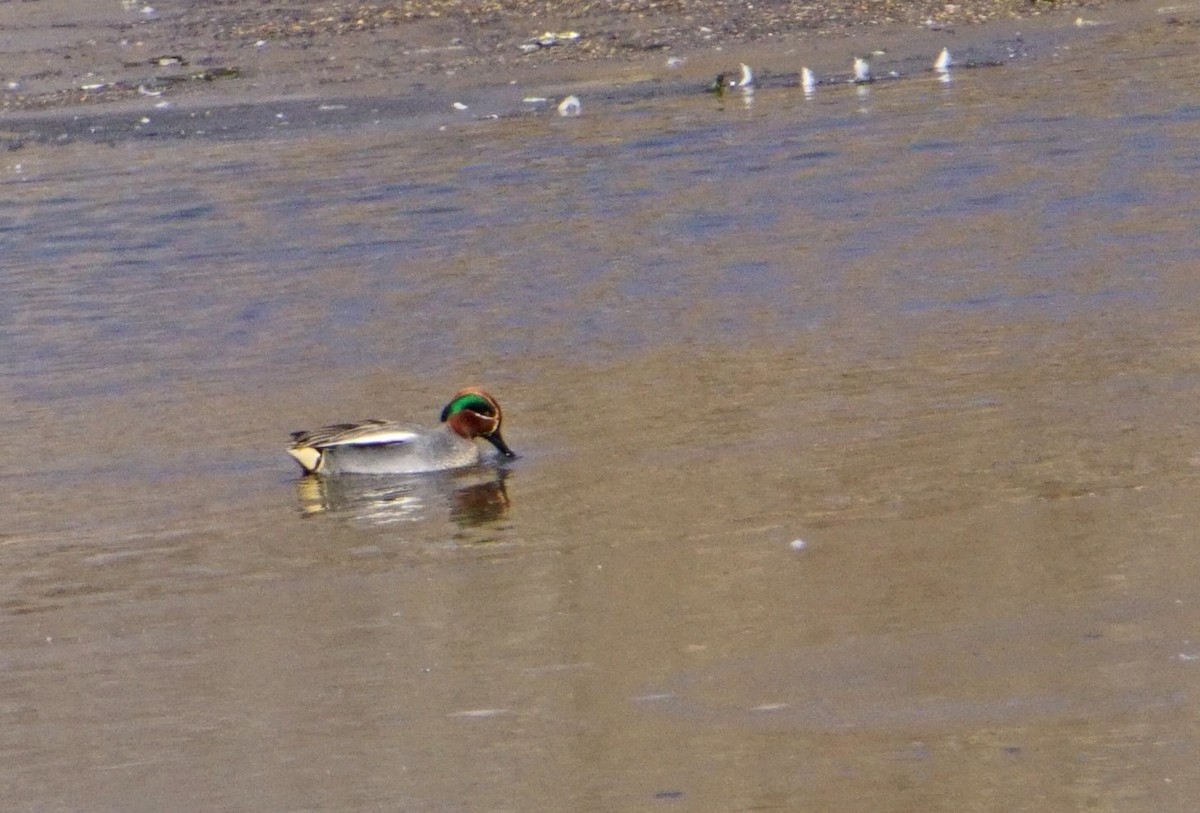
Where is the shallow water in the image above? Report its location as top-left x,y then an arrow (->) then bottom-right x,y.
4,5 -> 1200,811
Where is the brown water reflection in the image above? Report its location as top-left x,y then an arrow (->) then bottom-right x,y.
294,469 -> 512,527
3,7 -> 1200,812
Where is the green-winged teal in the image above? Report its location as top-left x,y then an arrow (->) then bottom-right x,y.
288,387 -> 515,475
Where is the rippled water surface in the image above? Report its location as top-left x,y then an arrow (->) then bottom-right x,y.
4,6 -> 1200,811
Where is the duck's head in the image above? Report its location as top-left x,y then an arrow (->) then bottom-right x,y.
440,387 -> 516,459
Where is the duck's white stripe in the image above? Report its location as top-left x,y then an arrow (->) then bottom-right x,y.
322,429 -> 419,447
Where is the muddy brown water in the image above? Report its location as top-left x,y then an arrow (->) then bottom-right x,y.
4,3 -> 1200,811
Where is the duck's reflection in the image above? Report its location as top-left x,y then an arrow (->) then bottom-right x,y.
295,468 -> 510,527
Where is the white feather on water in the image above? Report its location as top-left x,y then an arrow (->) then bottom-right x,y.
557,95 -> 582,117
801,67 -> 816,97
853,57 -> 871,84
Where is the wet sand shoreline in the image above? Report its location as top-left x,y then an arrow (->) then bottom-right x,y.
0,0 -> 1125,118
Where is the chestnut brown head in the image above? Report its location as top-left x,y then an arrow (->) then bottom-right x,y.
440,388 -> 515,458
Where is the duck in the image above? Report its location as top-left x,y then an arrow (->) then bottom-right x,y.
287,387 -> 516,475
